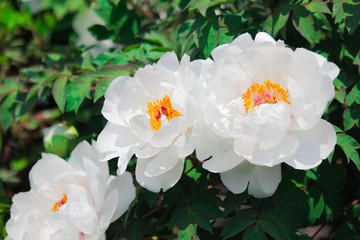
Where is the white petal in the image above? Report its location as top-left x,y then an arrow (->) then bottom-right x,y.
144,147 -> 180,177
157,51 -> 180,72
220,161 -> 282,198
134,144 -> 162,158
287,119 -> 336,169
69,141 -> 108,179
102,76 -> 141,125
234,103 -> 291,150
248,135 -> 299,167
254,32 -> 276,44
220,161 -> 253,194
66,184 -> 98,235
247,164 -> 281,198
233,138 -> 256,159
151,117 -> 184,147
203,147 -> 244,173
97,122 -> 140,155
106,172 -> 136,222
29,154 -> 72,190
129,115 -> 153,142
194,126 -> 232,161
136,157 -> 184,192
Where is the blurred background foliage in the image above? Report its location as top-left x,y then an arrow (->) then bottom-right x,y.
0,0 -> 360,239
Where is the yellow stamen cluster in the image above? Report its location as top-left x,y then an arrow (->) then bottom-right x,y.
242,80 -> 290,113
147,95 -> 182,131
51,193 -> 67,212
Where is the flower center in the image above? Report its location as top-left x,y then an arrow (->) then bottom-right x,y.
51,193 -> 67,212
242,80 -> 290,113
147,95 -> 182,131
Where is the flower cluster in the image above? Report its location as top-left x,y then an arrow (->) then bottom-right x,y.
97,32 -> 338,198
6,141 -> 135,240
6,32 -> 339,239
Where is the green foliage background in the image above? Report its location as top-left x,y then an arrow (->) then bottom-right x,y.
0,0 -> 360,239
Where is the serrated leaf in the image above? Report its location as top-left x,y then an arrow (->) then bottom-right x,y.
264,6 -> 292,36
346,91 -> 356,106
94,79 -> 112,102
335,86 -> 346,103
333,0 -> 346,23
178,224 -> 197,240
343,2 -> 360,35
223,193 -> 250,216
243,224 -> 267,240
305,0 -> 331,14
122,220 -> 149,240
53,76 -> 67,113
258,218 -> 284,240
201,20 -> 219,58
221,209 -> 257,239
186,0 -> 211,16
323,192 -> 342,221
307,187 -> 325,223
337,133 -> 360,170
350,82 -> 360,104
92,65 -> 131,78
292,6 -> 316,44
65,78 -> 91,113
168,205 -> 213,233
344,108 -> 359,130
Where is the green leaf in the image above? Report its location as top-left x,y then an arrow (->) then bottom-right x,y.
316,161 -> 346,192
53,76 -> 68,113
305,0 -> 331,14
264,6 -> 292,36
333,0 -> 346,24
92,65 -> 132,78
25,83 -> 42,102
88,24 -> 114,41
343,2 -> 360,35
81,53 -> 96,71
168,205 -> 213,233
337,133 -> 360,170
94,0 -> 114,25
335,86 -> 346,103
122,220 -> 150,240
167,183 -> 223,234
344,108 -> 359,131
201,20 -> 219,58
332,222 -> 360,240
222,192 -> 250,216
243,224 -> 267,240
350,82 -> 360,104
323,192 -> 342,221
178,224 -> 197,240
292,6 -> 316,44
307,186 -> 325,223
65,77 -> 91,113
258,218 -> 284,240
144,31 -> 175,49
94,79 -> 112,102
186,0 -> 211,16
221,209 -> 257,239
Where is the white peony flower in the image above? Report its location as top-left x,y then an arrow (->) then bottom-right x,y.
6,140 -> 136,240
197,32 -> 338,198
97,51 -> 211,192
